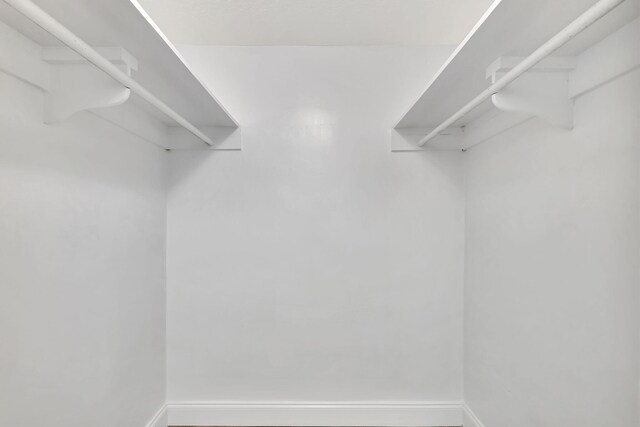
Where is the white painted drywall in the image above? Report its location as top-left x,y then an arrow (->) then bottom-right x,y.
0,71 -> 167,426
463,65 -> 640,426
166,46 -> 465,402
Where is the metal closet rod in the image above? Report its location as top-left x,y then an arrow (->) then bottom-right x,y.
417,0 -> 627,147
3,0 -> 214,147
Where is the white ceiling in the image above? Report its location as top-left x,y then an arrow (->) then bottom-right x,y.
136,0 -> 496,46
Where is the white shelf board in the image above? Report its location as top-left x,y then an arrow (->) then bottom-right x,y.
0,0 -> 238,129
395,0 -> 639,129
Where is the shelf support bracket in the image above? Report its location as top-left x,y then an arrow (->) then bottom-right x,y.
41,47 -> 138,124
463,56 -> 577,149
487,56 -> 576,129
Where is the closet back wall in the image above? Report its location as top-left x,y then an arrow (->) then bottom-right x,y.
166,46 -> 464,402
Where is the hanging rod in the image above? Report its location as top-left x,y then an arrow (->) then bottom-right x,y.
417,0 -> 627,147
2,0 -> 214,147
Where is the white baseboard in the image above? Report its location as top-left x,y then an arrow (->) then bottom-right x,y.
166,401 -> 464,426
145,404 -> 168,427
462,404 -> 485,427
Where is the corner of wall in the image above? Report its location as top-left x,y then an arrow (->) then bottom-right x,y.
462,403 -> 485,427
146,404 -> 168,427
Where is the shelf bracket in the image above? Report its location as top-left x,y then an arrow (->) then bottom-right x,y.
487,56 -> 576,129
41,47 -> 138,124
463,56 -> 576,149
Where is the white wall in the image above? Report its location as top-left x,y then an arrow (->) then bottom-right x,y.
4,23 -> 637,427
0,71 -> 167,426
464,64 -> 640,426
166,46 -> 465,403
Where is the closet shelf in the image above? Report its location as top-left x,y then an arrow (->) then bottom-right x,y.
0,0 -> 241,150
391,0 -> 639,152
